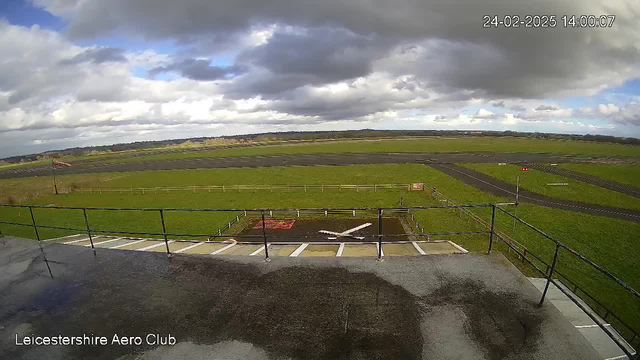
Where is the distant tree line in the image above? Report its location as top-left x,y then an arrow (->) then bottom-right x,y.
3,130 -> 639,163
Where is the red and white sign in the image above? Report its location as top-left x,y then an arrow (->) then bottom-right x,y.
521,167 -> 529,171
410,183 -> 424,191
253,219 -> 296,230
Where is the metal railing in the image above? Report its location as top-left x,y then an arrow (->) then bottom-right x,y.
71,183 -> 418,194
0,202 -> 637,358
491,206 -> 639,359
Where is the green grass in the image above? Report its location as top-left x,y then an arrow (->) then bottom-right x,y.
1,163 -> 638,336
558,163 -> 640,189
461,163 -> 640,211
92,164 -> 443,187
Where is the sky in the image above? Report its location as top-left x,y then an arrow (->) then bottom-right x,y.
0,1 -> 639,158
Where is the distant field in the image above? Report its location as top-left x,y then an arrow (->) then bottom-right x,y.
5,137 -> 640,171
558,163 -> 640,189
0,163 -> 638,334
94,137 -> 640,164
461,163 -> 640,211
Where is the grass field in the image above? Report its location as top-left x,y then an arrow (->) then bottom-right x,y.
1,163 -> 638,336
558,163 -> 640,188
461,163 -> 640,210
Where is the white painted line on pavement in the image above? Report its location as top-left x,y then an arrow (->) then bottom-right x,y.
412,242 -> 426,255
175,242 -> 204,253
290,243 -> 309,257
336,243 -> 345,257
63,237 -> 90,245
211,243 -> 236,255
88,238 -> 122,247
110,239 -> 146,249
139,241 -> 173,251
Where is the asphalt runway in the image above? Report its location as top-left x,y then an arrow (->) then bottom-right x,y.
0,237 -> 600,360
428,163 -> 640,223
2,151 -> 638,179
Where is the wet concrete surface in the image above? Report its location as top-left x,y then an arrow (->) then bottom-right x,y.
2,151 -> 638,179
429,163 -> 640,223
0,237 -> 601,360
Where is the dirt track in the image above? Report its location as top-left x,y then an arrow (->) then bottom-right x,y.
428,163 -> 640,223
2,151 -> 638,179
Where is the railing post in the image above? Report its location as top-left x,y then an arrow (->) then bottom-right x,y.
30,206 -> 53,278
377,207 -> 383,260
261,211 -> 269,261
539,243 -> 560,306
82,208 -> 96,256
488,205 -> 496,254
159,209 -> 171,255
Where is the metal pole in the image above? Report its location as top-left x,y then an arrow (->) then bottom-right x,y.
539,243 -> 560,306
488,205 -> 496,254
51,160 -> 59,195
261,211 -> 269,260
30,206 -> 53,278
513,175 -> 519,233
82,208 -> 96,256
377,207 -> 383,260
159,210 -> 170,255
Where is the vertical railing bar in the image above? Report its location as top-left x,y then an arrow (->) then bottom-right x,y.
159,209 -> 170,255
30,206 -> 54,278
539,243 -> 560,306
82,208 -> 96,257
377,207 -> 383,260
488,205 -> 496,254
261,211 -> 269,261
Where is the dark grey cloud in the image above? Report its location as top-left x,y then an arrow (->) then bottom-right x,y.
59,46 -> 127,65
492,101 -> 505,108
536,105 -> 559,111
149,58 -> 247,81
224,27 -> 392,98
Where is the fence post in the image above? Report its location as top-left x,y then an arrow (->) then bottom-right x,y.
29,206 -> 54,278
488,205 -> 496,254
377,207 -> 383,260
159,209 -> 171,255
81,208 -> 97,256
261,211 -> 269,260
539,243 -> 560,306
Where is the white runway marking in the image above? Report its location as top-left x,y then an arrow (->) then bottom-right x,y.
290,243 -> 309,257
174,242 -> 204,253
210,243 -> 236,255
138,241 -> 173,251
110,239 -> 146,249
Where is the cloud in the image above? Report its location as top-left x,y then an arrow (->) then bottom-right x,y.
149,58 -> 247,81
535,105 -> 559,111
1,1 -> 640,157
59,46 -> 127,65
